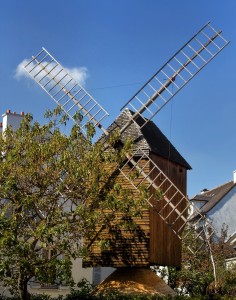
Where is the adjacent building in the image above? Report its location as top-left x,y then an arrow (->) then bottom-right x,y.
190,171 -> 236,240
190,172 -> 236,266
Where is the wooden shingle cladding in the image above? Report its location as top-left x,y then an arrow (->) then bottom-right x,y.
83,158 -> 151,268
83,109 -> 190,268
82,213 -> 150,267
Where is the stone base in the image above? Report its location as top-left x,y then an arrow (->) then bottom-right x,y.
94,267 -> 176,297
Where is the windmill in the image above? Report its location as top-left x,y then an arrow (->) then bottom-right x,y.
24,22 -> 229,269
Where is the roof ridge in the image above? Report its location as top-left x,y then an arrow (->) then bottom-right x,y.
200,180 -> 236,213
203,180 -> 234,194
104,108 -> 191,170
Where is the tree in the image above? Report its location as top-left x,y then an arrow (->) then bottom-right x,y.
161,225 -> 236,297
0,112 -> 147,300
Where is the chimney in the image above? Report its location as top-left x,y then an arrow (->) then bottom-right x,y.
233,170 -> 236,184
200,188 -> 208,194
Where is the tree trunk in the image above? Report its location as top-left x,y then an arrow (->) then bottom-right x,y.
18,273 -> 30,300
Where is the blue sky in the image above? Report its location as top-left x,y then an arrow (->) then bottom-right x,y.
0,0 -> 235,197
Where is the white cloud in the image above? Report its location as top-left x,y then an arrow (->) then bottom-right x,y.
64,67 -> 88,86
14,59 -> 89,87
14,59 -> 31,80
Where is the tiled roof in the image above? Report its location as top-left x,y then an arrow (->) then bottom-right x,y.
191,194 -> 212,202
192,180 -> 236,213
104,109 -> 191,169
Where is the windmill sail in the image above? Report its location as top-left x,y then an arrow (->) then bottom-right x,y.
118,145 -> 215,252
120,22 -> 229,130
24,22 -> 229,253
24,47 -> 109,135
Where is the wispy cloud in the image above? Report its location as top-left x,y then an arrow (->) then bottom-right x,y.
14,59 -> 89,86
64,67 -> 88,87
14,59 -> 30,80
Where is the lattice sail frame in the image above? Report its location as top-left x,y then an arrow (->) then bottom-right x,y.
119,148 -> 215,252
24,47 -> 109,135
120,22 -> 229,129
24,22 -> 229,253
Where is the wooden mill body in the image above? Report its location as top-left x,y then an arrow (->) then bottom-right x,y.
83,110 -> 191,269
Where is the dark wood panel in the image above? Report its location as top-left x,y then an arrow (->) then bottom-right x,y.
149,152 -> 187,268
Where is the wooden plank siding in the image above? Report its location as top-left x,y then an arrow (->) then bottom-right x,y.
83,153 -> 187,268
149,152 -> 187,268
83,158 -> 151,268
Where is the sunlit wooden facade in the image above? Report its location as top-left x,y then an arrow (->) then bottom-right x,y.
83,110 -> 191,269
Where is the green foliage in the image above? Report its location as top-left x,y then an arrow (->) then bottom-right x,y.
214,262 -> 236,296
2,291 -> 231,300
64,278 -> 95,300
0,108 -> 150,300
154,226 -> 236,298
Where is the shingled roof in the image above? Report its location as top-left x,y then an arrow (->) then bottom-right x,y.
105,109 -> 191,170
191,180 -> 236,213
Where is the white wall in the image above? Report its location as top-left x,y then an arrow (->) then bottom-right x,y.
92,266 -> 114,285
72,259 -> 114,285
72,258 -> 93,283
2,111 -> 24,132
208,185 -> 236,238
189,199 -> 208,216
